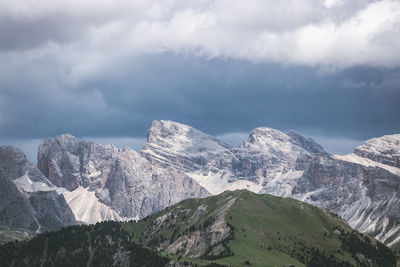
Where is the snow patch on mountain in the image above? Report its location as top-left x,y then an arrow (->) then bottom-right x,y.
354,134 -> 400,168
188,171 -> 262,195
13,173 -> 55,193
241,127 -> 308,158
260,170 -> 305,197
145,120 -> 232,154
12,173 -> 124,224
333,153 -> 400,176
62,187 -> 124,224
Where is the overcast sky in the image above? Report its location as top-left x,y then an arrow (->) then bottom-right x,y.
0,0 -> 399,161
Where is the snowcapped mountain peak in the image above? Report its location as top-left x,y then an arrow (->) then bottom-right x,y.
144,120 -> 232,155
246,127 -> 291,145
240,127 -> 307,157
354,134 -> 400,168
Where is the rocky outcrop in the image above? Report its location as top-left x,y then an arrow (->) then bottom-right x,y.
354,134 -> 400,168
37,134 -> 209,221
164,198 -> 235,257
29,190 -> 76,231
0,145 -> 52,185
141,120 -> 232,172
0,169 -> 38,232
0,146 -> 77,233
37,134 -> 116,191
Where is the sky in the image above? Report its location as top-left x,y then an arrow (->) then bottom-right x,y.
0,0 -> 400,162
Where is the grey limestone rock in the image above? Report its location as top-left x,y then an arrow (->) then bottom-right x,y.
354,134 -> 400,168
0,169 -> 38,232
37,133 -> 210,220
29,190 -> 77,231
0,146 -> 77,234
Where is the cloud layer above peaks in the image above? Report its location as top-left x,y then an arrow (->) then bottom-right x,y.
1,0 -> 400,68
0,0 -> 400,150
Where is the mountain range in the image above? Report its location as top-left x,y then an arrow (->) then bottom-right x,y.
0,120 -> 399,253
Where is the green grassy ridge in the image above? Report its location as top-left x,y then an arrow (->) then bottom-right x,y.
123,190 -> 397,267
0,190 -> 397,267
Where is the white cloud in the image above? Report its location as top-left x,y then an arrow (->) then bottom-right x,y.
0,0 -> 399,83
324,0 -> 345,9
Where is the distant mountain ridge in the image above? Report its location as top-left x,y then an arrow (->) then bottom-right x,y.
0,120 -> 399,252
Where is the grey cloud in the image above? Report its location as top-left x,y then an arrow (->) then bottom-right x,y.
1,54 -> 399,142
0,15 -> 85,51
0,1 -> 399,67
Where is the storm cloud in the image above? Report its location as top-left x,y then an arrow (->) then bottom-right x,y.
0,0 -> 399,159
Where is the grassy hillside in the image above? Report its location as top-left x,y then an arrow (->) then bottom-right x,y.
0,190 -> 397,267
123,190 -> 396,267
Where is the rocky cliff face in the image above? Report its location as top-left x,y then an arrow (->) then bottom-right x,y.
140,120 -> 400,250
0,146 -> 52,185
142,123 -> 322,195
0,169 -> 38,232
354,134 -> 400,168
0,146 -> 76,234
37,134 -> 209,222
141,120 -> 232,172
